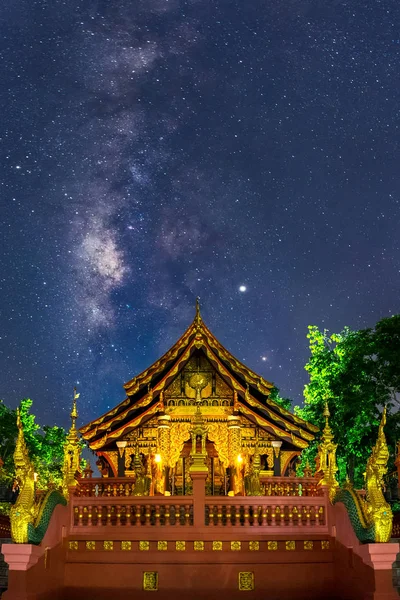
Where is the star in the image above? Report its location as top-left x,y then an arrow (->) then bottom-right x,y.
239,285 -> 247,292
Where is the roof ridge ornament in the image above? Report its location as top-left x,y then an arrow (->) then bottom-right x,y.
195,297 -> 202,328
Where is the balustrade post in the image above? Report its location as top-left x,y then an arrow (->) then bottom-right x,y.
288,505 -> 293,527
190,471 -> 207,527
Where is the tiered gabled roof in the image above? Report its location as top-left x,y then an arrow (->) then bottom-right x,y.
80,302 -> 318,451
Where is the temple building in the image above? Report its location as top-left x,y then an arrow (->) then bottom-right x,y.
80,301 -> 318,495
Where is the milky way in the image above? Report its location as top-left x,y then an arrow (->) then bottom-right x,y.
1,0 -> 400,426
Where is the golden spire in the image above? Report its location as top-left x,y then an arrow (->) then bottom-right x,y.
195,297 -> 202,327
322,401 -> 334,442
62,388 -> 82,498
70,387 -> 79,431
316,400 -> 338,498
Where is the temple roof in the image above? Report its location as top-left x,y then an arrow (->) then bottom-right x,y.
80,302 -> 318,451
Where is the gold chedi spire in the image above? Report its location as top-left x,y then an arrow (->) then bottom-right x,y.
316,401 -> 339,499
62,388 -> 82,498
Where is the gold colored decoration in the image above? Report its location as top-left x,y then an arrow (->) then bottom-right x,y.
86,541 -> 95,550
249,541 -> 259,551
194,541 -> 204,551
131,447 -> 151,496
207,423 -> 230,468
212,541 -> 223,551
140,541 -> 150,551
69,541 -> 78,551
364,407 -> 392,541
227,416 -> 241,465
244,446 -> 264,496
304,541 -> 313,550
157,541 -> 168,551
143,571 -> 158,591
231,541 -> 241,551
189,403 -> 209,474
157,414 -> 171,467
168,422 -> 191,468
267,541 -> 277,551
359,407 -> 392,542
176,541 -> 186,551
104,450 -> 118,477
10,409 -> 38,544
316,402 -> 339,500
321,541 -> 330,550
286,541 -> 295,550
103,541 -> 113,551
238,572 -> 254,591
62,388 -> 82,499
82,302 -> 318,459
121,541 -> 132,551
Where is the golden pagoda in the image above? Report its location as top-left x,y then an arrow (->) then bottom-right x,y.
80,301 -> 318,495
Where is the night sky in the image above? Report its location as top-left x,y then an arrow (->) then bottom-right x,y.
1,0 -> 400,428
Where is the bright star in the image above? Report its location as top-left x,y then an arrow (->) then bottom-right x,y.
239,285 -> 247,292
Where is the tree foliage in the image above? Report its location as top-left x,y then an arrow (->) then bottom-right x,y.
295,316 -> 400,487
0,398 -> 67,490
270,386 -> 292,411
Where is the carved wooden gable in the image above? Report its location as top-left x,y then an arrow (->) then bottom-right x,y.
164,352 -> 233,408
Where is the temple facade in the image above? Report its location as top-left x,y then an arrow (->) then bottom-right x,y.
80,301 -> 318,496
3,303 -> 399,600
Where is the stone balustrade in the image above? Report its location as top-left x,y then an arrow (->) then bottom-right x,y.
70,497 -> 194,528
205,497 -> 325,527
70,478 -> 329,533
261,477 -> 323,497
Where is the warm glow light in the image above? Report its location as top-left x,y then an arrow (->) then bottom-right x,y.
155,453 -> 162,463
237,454 -> 243,463
34,472 -> 38,482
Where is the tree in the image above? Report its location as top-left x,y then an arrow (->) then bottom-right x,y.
295,318 -> 400,487
270,386 -> 292,411
0,399 -> 67,490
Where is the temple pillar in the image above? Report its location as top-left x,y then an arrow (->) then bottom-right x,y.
272,440 -> 282,476
157,415 -> 171,494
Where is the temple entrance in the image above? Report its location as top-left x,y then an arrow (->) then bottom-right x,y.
171,438 -> 228,496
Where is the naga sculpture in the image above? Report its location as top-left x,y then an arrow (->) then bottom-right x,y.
333,407 -> 392,543
319,403 -> 392,543
10,409 -> 66,544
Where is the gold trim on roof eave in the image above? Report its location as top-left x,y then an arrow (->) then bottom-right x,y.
201,339 -> 315,442
79,397 -> 131,436
88,402 -> 160,451
239,391 -> 315,442
81,313 -> 318,441
85,334 -> 316,444
201,322 -> 273,391
238,404 -> 308,449
200,322 -> 316,433
83,340 -> 198,441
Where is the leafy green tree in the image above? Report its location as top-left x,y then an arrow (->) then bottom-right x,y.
270,386 -> 292,411
0,399 -> 67,490
295,318 -> 400,487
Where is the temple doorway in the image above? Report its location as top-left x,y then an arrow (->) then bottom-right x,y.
170,438 -> 228,496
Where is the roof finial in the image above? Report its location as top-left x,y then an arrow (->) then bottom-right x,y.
71,387 -> 79,430
195,297 -> 202,327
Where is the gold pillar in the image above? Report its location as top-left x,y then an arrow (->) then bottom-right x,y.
227,415 -> 243,495
157,415 -> 171,494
